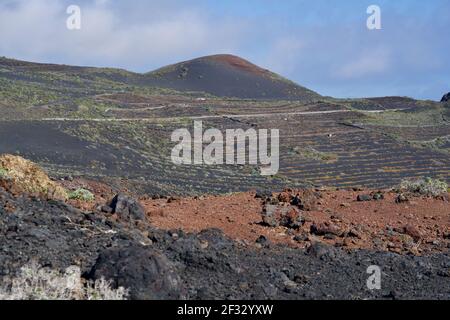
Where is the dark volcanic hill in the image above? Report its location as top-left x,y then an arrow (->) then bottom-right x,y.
144,54 -> 320,100
0,55 -> 320,101
442,92 -> 450,102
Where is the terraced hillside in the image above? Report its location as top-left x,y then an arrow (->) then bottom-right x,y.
0,57 -> 449,194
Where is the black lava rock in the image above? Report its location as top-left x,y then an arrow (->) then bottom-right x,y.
256,235 -> 270,247
396,194 -> 409,203
372,192 -> 384,200
88,245 -> 186,300
357,194 -> 372,202
108,193 -> 145,221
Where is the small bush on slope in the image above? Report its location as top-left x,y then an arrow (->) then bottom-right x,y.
68,188 -> 95,201
399,177 -> 448,197
0,167 -> 9,179
0,262 -> 128,300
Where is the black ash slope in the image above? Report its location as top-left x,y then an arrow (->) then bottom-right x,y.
144,54 -> 320,100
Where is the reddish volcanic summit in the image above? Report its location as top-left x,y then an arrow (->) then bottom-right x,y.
145,54 -> 320,100
207,54 -> 270,76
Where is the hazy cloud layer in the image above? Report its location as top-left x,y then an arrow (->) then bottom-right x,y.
0,0 -> 448,100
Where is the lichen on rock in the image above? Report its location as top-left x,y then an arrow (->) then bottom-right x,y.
0,154 -> 67,200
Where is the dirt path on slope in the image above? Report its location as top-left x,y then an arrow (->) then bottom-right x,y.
41,108 -> 404,122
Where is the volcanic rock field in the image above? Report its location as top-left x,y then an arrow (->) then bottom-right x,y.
0,55 -> 449,299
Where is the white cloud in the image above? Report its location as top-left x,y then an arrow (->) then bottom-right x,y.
262,36 -> 305,77
0,0 -> 246,71
334,47 -> 391,79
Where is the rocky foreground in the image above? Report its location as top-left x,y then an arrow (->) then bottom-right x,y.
0,155 -> 449,299
0,188 -> 448,299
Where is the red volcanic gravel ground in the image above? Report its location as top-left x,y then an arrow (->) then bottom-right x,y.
142,190 -> 450,255
64,177 -> 449,255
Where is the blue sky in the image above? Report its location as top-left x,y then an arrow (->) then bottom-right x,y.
0,0 -> 449,100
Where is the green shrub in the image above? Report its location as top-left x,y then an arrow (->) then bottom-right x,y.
292,146 -> 338,163
399,177 -> 448,197
68,188 -> 95,201
0,167 -> 9,179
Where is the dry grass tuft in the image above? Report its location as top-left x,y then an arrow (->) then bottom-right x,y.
0,262 -> 128,300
